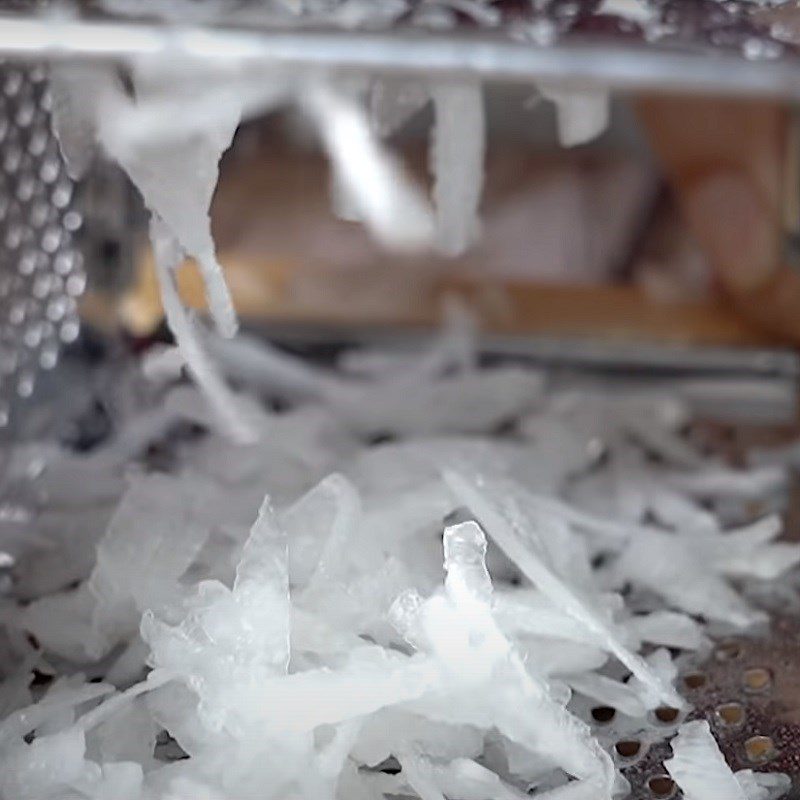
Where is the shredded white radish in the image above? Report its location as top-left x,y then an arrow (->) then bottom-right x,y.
151,218 -> 257,444
430,79 -> 485,256
303,83 -> 435,253
665,721 -> 748,800
1,332 -> 797,798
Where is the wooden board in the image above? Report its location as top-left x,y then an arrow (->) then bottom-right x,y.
80,249 -> 781,347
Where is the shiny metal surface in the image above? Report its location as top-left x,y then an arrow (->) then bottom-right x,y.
257,322 -> 800,380
0,13 -> 798,99
0,62 -> 84,428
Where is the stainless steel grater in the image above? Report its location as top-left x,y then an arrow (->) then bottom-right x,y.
2,3 -> 800,798
0,61 -> 85,430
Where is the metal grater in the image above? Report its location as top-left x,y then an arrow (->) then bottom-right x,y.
611,621 -> 800,799
588,418 -> 800,799
2,5 -> 800,798
0,61 -> 85,431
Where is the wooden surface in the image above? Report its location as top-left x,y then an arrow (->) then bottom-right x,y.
78,134 -> 787,348
80,248 -> 780,347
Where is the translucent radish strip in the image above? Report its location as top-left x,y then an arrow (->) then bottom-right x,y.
443,470 -> 684,710
430,79 -> 485,256
151,218 -> 256,444
303,83 -> 434,253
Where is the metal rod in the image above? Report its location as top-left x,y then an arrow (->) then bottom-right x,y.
253,322 -> 800,379
2,15 -> 800,99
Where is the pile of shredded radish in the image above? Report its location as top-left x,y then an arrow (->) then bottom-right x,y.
22,12 -> 797,794
0,315 -> 796,799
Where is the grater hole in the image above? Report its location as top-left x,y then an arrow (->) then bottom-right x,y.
647,774 -> 677,798
742,667 -> 772,694
63,211 -> 81,232
682,671 -> 707,690
39,345 -> 58,371
715,702 -> 745,728
17,372 -> 34,398
614,739 -> 642,759
39,158 -> 59,184
14,102 -> 34,128
3,70 -> 22,97
65,274 -> 86,297
653,706 -> 681,725
59,319 -> 80,344
714,640 -> 743,662
27,130 -> 47,157
744,735 -> 778,764
591,706 -> 616,724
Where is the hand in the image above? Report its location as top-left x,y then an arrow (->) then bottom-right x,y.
637,95 -> 800,342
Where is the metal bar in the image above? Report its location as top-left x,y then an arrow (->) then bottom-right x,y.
2,15 -> 800,99
253,321 -> 800,380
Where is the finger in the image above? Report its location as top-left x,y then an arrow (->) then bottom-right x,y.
635,95 -> 800,341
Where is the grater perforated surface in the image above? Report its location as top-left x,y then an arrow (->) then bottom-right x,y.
607,417 -> 800,799
0,62 -> 85,430
614,619 -> 800,799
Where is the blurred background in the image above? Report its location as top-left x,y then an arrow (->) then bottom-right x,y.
83,87 -> 774,349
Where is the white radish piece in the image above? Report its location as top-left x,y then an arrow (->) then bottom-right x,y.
430,79 -> 485,256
